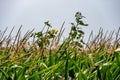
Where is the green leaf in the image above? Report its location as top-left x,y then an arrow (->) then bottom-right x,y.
78,70 -> 87,80
35,32 -> 42,38
49,52 -> 55,66
75,12 -> 83,19
0,51 -> 3,55
65,59 -> 69,80
114,52 -> 120,66
17,67 -> 27,80
44,21 -> 51,27
94,59 -> 105,66
0,69 -> 9,79
27,61 -> 63,79
113,67 -> 120,80
78,71 -> 82,80
76,19 -> 88,26
78,30 -> 84,34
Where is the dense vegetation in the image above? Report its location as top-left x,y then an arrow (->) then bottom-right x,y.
0,12 -> 120,80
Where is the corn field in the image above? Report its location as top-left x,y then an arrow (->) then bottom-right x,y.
0,12 -> 120,80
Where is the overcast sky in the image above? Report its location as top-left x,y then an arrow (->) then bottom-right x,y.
0,0 -> 120,38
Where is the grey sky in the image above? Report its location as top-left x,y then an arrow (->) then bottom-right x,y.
0,0 -> 120,38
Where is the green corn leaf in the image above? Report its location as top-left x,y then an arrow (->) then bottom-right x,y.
27,61 -> 63,79
0,69 -> 9,79
114,52 -> 120,66
94,59 -> 105,66
17,67 -> 27,80
78,70 -> 87,80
